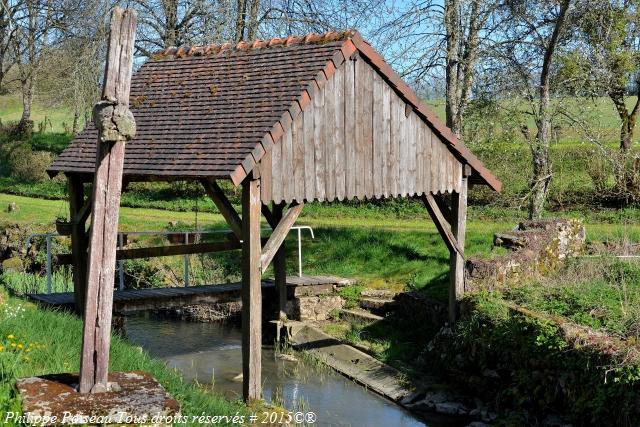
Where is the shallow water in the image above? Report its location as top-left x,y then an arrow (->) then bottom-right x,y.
124,313 -> 463,427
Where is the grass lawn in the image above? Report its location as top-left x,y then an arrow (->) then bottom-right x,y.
0,94 -> 77,134
2,192 -> 639,299
0,290 -> 249,426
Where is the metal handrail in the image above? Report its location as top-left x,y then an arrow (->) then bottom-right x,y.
24,225 -> 315,293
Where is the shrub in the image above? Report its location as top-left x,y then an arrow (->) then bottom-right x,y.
8,145 -> 53,183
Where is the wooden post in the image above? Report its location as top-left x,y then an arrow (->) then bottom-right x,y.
272,203 -> 287,320
241,174 -> 262,401
449,168 -> 468,324
79,7 -> 137,394
68,176 -> 89,314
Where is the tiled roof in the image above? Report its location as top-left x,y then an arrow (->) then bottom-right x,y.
48,30 -> 501,192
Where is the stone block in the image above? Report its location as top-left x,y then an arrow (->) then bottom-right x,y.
16,371 -> 180,425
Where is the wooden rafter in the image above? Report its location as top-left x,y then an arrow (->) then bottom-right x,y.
260,203 -> 303,272
433,194 -> 452,225
421,193 -> 464,258
201,178 -> 243,240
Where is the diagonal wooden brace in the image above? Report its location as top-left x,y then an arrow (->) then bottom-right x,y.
421,193 -> 465,258
201,178 -> 242,240
260,202 -> 304,272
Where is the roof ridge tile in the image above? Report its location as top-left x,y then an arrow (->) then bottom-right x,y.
153,30 -> 358,60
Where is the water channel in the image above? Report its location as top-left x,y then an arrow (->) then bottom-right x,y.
124,312 -> 466,427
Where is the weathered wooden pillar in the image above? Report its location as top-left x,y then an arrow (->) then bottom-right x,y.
241,174 -> 262,401
79,7 -> 137,394
448,167 -> 469,324
68,176 -> 89,314
272,203 -> 287,319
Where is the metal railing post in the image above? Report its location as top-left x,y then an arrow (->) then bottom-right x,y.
297,227 -> 303,277
118,233 -> 125,290
46,235 -> 52,294
184,232 -> 190,287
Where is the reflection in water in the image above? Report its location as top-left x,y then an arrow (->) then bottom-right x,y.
124,313 -> 458,427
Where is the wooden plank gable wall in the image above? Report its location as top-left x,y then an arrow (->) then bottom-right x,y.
259,53 -> 463,204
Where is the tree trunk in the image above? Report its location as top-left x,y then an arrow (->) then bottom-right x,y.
444,0 -> 461,137
527,0 -> 571,219
235,0 -> 247,41
72,108 -> 80,135
163,0 -> 178,47
19,77 -> 33,126
247,0 -> 260,40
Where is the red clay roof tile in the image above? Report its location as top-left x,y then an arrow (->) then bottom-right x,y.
48,29 -> 500,192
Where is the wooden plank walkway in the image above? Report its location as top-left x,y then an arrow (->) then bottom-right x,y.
28,275 -> 355,313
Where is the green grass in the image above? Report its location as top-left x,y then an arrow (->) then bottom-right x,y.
503,258 -> 640,338
0,290 -> 248,425
0,94 -> 76,134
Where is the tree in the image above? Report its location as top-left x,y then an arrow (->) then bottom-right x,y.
444,0 -> 499,137
576,0 -> 640,152
0,0 -> 21,94
373,0 -> 500,138
494,0 -> 574,219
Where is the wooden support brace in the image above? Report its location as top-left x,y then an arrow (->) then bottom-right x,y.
433,194 -> 453,225
79,7 -> 137,394
449,175 -> 468,324
263,203 -> 287,320
422,193 -> 465,258
201,179 -> 242,240
241,175 -> 262,401
76,198 -> 92,226
68,177 -> 89,314
260,203 -> 304,273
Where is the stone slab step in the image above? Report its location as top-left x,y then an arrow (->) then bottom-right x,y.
290,324 -> 412,401
359,297 -> 397,315
340,308 -> 384,323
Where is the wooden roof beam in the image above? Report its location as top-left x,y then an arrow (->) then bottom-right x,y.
201,178 -> 242,240
421,193 -> 464,258
260,202 -> 303,272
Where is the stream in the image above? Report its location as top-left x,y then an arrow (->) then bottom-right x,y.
124,312 -> 465,427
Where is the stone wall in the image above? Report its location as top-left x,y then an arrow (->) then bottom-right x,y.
465,219 -> 586,292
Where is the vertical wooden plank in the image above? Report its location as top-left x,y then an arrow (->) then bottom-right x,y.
334,65 -> 346,201
449,169 -> 468,324
314,81 -> 326,200
242,176 -> 262,401
344,58 -> 356,199
408,112 -> 417,196
389,91 -> 400,197
282,117 -> 294,203
424,127 -> 432,194
354,57 -> 365,199
324,74 -> 336,201
68,176 -> 88,314
363,64 -> 374,199
372,71 -> 383,198
416,116 -> 424,196
272,127 -> 283,203
303,108 -> 315,202
399,104 -> 408,196
260,150 -> 272,203
432,135 -> 441,194
80,7 -> 137,394
292,112 -> 305,202
381,83 -> 390,198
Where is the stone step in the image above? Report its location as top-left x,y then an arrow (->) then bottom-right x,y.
359,297 -> 397,315
360,289 -> 397,299
340,308 -> 384,323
